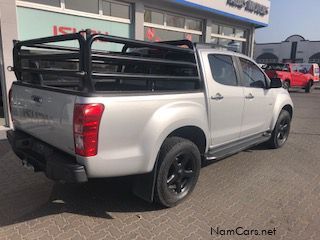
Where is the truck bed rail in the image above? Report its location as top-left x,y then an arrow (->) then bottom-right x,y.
13,30 -> 200,93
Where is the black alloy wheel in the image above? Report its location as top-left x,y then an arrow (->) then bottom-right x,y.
305,80 -> 313,93
268,110 -> 291,149
276,117 -> 290,146
167,152 -> 196,194
155,137 -> 201,207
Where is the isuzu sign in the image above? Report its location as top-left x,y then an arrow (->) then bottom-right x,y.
171,0 -> 270,26
227,0 -> 269,16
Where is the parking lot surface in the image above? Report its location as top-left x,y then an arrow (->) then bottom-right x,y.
0,89 -> 320,240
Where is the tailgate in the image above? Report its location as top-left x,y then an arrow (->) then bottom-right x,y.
11,83 -> 76,155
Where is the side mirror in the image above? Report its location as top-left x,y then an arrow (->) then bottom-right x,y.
270,78 -> 283,88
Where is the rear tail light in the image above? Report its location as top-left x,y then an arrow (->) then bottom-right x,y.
73,103 -> 104,157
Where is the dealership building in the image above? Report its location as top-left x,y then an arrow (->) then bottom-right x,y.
255,35 -> 320,64
0,0 -> 270,127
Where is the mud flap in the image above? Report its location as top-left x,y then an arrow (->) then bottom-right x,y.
132,159 -> 159,203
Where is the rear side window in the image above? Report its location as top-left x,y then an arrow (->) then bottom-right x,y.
239,58 -> 267,89
208,54 -> 238,86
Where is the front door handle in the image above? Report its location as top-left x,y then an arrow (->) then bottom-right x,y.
245,93 -> 254,99
211,93 -> 224,101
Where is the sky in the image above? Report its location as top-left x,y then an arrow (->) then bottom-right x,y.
255,0 -> 320,43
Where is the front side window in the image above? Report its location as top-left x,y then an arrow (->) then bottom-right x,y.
240,58 -> 266,89
291,64 -> 299,72
208,54 -> 238,86
265,64 -> 289,72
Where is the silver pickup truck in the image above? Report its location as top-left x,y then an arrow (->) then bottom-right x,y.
7,31 -> 293,207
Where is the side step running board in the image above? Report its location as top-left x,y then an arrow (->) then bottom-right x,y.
205,133 -> 271,161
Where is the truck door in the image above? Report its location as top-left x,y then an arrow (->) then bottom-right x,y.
201,52 -> 245,147
237,57 -> 274,137
291,64 -> 304,87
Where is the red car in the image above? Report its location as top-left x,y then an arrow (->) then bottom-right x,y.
264,63 -> 317,93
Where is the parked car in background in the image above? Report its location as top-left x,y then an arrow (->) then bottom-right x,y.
264,63 -> 316,93
300,63 -> 319,83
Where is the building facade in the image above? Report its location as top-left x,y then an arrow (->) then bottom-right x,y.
255,35 -> 320,64
0,0 -> 270,127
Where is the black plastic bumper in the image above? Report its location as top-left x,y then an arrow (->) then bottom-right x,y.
7,130 -> 88,183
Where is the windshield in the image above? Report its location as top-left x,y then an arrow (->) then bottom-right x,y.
265,64 -> 289,72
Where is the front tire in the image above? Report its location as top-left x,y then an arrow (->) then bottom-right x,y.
305,80 -> 313,93
268,110 -> 291,149
155,137 -> 201,207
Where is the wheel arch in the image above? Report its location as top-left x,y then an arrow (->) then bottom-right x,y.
132,124 -> 208,203
167,126 -> 207,156
282,104 -> 293,119
270,93 -> 294,130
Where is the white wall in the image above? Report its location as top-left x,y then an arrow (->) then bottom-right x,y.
0,0 -> 18,127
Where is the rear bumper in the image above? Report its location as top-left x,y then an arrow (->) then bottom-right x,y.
7,130 -> 88,183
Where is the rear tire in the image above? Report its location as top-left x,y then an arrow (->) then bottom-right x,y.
305,80 -> 313,93
155,137 -> 201,207
268,110 -> 291,149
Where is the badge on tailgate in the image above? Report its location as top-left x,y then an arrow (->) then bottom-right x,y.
31,95 -> 43,104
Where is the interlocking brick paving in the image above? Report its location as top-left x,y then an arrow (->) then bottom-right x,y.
0,89 -> 320,240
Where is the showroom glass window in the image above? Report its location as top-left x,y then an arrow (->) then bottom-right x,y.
102,0 -> 130,19
166,14 -> 185,28
144,9 -> 202,42
210,23 -> 247,54
65,0 -> 99,14
19,0 -> 60,7
144,9 -> 164,25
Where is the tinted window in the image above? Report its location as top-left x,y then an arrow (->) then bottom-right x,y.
208,54 -> 238,86
265,64 -> 289,71
240,58 -> 266,88
291,64 -> 299,72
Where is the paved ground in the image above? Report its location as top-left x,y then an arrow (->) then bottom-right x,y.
0,89 -> 320,240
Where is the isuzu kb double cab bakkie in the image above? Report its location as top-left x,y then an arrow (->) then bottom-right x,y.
8,31 -> 293,207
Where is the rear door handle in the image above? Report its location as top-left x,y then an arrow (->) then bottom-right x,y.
211,93 -> 224,101
245,93 -> 254,99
